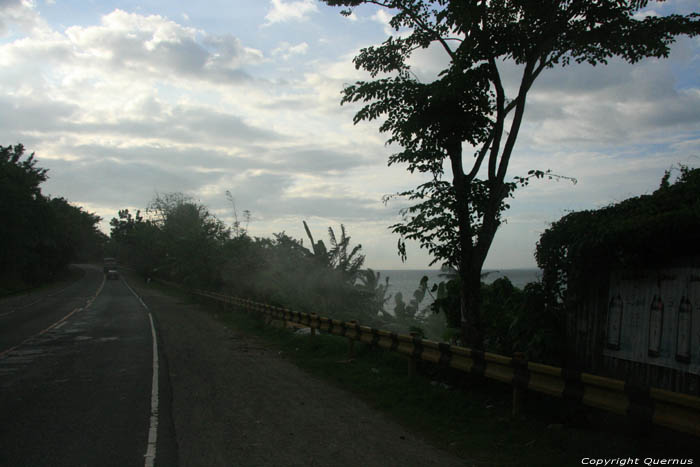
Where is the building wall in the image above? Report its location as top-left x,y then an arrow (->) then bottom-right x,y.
569,267 -> 700,396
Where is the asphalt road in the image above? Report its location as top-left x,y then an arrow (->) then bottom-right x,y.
1,266 -> 464,466
0,265 -> 175,467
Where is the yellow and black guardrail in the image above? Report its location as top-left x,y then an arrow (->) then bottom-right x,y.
156,280 -> 700,437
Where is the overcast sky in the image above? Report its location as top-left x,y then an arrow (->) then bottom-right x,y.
1,0 -> 698,270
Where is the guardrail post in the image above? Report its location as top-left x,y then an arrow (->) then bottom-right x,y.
347,320 -> 357,359
408,331 -> 419,379
512,352 -> 527,419
310,313 -> 317,337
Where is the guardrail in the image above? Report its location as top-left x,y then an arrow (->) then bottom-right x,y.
155,279 -> 700,437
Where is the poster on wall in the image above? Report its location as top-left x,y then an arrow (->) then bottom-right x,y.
603,268 -> 700,375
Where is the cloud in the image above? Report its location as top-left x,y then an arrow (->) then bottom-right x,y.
521,56 -> 700,147
264,0 -> 318,25
42,156 -> 215,210
0,0 -> 45,36
262,146 -> 378,175
1,92 -> 284,148
0,95 -> 79,133
62,143 -> 266,174
259,96 -> 313,111
263,195 -> 389,221
66,10 -> 261,84
202,34 -> 265,70
219,169 -> 389,222
272,41 -> 309,60
0,9 -> 263,86
371,9 -> 395,36
633,9 -> 659,19
164,105 -> 283,145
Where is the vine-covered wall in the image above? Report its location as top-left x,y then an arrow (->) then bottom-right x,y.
536,166 -> 700,395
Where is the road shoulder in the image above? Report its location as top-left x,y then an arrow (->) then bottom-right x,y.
123,273 -> 466,467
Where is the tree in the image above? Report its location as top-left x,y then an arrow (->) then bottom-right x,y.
321,0 -> 699,349
1,144 -> 48,285
47,197 -> 105,265
1,144 -> 105,290
109,208 -> 164,277
148,193 -> 230,287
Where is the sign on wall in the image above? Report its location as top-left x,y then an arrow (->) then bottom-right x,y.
603,268 -> 700,375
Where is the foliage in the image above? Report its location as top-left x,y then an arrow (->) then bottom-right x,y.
110,197 -> 392,326
507,281 -> 564,364
356,268 -> 393,320
479,277 -> 563,363
393,275 -> 429,324
229,224 -> 378,325
0,143 -> 47,197
428,272 -> 563,362
322,0 -> 699,348
303,221 -> 365,282
536,166 -> 700,304
157,196 -> 230,287
109,209 -> 164,278
46,197 -> 105,265
0,144 -> 104,293
226,190 -> 250,237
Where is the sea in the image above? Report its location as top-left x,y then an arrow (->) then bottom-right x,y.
375,268 -> 542,305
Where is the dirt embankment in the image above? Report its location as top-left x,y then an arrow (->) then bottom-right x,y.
125,275 -> 467,467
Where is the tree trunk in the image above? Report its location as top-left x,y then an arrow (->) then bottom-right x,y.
460,265 -> 484,350
448,142 -> 487,350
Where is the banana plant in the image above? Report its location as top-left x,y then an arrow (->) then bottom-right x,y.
303,221 -> 365,283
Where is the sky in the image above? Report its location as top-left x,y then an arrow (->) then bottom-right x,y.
1,0 -> 699,270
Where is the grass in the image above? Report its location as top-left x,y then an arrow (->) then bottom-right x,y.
142,278 -> 700,466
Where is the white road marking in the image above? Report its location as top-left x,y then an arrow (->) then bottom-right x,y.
145,313 -> 159,467
123,279 -> 159,467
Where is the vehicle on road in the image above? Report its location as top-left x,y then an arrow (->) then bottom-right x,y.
103,257 -> 117,273
106,269 -> 119,280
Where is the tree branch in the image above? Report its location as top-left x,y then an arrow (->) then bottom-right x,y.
496,59 -> 535,184
393,0 -> 458,61
487,57 -> 505,181
465,133 -> 493,183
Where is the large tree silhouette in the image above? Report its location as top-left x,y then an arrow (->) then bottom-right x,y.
1,144 -> 104,290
